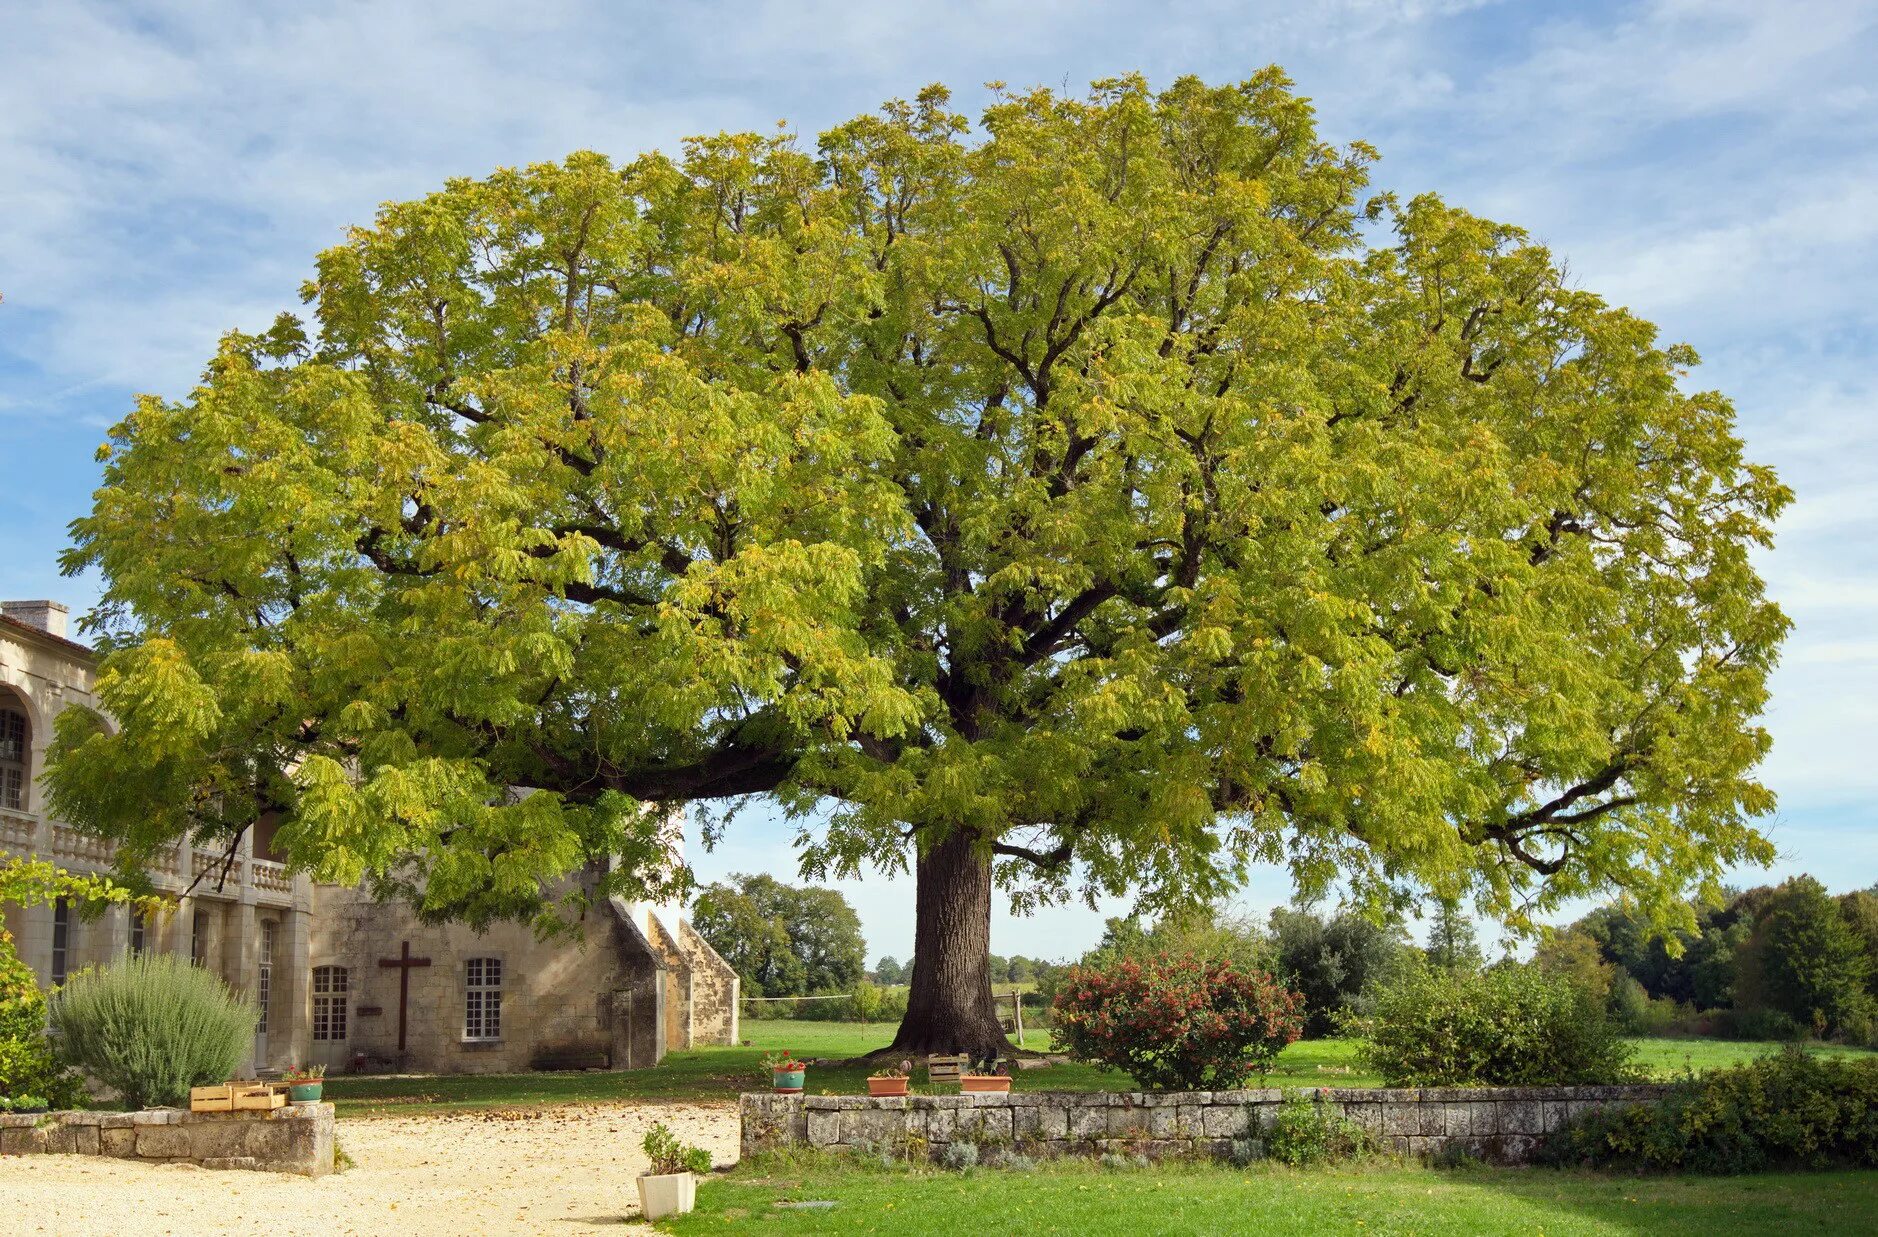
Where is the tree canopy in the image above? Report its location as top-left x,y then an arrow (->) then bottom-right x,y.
47,69 -> 1788,1047
691,872 -> 866,998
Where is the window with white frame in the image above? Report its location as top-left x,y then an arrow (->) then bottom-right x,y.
464,957 -> 502,1040
312,965 -> 349,1041
0,706 -> 26,811
50,897 -> 72,986
256,921 -> 275,1035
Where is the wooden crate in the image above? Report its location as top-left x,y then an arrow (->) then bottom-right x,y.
233,1085 -> 285,1111
189,1083 -> 235,1113
190,1080 -> 269,1113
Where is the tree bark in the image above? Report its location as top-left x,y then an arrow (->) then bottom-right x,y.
888,830 -> 1012,1060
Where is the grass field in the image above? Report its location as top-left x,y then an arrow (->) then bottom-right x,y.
320,1021 -> 1877,1119
660,1155 -> 1878,1235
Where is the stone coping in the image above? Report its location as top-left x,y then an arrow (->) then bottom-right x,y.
0,1103 -> 335,1176
753,1084 -> 1674,1109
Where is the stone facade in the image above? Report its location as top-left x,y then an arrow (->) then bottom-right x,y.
1,600 -> 738,1078
0,1103 -> 335,1176
740,1085 -> 1674,1166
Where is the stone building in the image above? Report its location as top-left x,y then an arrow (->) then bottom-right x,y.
0,599 -> 738,1076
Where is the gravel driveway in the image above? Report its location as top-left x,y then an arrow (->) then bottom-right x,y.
0,1102 -> 739,1236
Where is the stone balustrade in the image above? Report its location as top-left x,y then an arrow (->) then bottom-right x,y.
741,1085 -> 1672,1166
0,1104 -> 335,1176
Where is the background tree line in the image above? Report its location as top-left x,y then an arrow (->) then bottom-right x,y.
1535,875 -> 1878,1044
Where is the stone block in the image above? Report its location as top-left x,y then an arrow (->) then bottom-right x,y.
1012,1106 -> 1042,1142
1107,1106 -> 1151,1138
100,1127 -> 136,1158
72,1125 -> 100,1155
805,1111 -> 841,1147
926,1109 -> 956,1141
201,1157 -> 258,1171
129,1109 -> 182,1125
1467,1104 -> 1498,1137
1068,1107 -> 1108,1140
1442,1104 -> 1473,1136
1497,1100 -> 1542,1135
1381,1104 -> 1419,1136
41,1125 -> 77,1154
1,1126 -> 48,1155
97,1113 -> 137,1129
1201,1106 -> 1251,1139
0,1114 -> 34,1129
136,1126 -> 195,1158
1038,1105 -> 1069,1140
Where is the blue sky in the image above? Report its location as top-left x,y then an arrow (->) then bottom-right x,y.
4,0 -> 1876,965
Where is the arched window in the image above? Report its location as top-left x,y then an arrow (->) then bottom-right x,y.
464,957 -> 502,1041
312,965 -> 349,1041
0,702 -> 27,811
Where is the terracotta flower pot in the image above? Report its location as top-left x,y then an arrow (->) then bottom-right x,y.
867,1076 -> 910,1097
960,1075 -> 1011,1093
772,1067 -> 806,1094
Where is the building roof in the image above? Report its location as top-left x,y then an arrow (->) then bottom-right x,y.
0,612 -> 96,661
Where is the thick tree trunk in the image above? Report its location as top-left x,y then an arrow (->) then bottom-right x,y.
887,830 -> 1011,1060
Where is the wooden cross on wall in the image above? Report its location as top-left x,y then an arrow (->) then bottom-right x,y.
377,940 -> 431,1053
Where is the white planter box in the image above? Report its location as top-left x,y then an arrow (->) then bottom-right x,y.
637,1170 -> 697,1221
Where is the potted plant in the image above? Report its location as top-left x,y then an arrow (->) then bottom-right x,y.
960,1058 -> 1011,1093
10,1094 -> 49,1114
763,1049 -> 806,1094
637,1122 -> 711,1221
282,1064 -> 325,1103
867,1061 -> 912,1097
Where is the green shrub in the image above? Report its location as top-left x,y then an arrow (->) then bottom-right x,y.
1264,1090 -> 1375,1166
1549,1048 -> 1878,1173
1706,1005 -> 1805,1043
49,953 -> 254,1109
1052,953 -> 1305,1090
642,1121 -> 713,1175
0,945 -> 86,1109
1355,962 -> 1636,1086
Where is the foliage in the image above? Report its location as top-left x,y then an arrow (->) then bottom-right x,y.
1268,904 -> 1411,1037
872,956 -> 906,985
47,952 -> 255,1109
643,1121 -> 713,1176
282,1063 -> 326,1083
1264,1090 -> 1375,1166
1748,877 -> 1872,1037
1424,901 -> 1484,973
0,857 -> 151,1107
940,1140 -> 979,1171
1051,953 -> 1304,1090
1534,928 -> 1620,1010
693,873 -> 866,999
50,73 -> 1788,992
1355,962 -> 1637,1086
1550,1048 -> 1878,1173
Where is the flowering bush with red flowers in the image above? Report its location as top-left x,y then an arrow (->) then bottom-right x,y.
1050,953 -> 1305,1090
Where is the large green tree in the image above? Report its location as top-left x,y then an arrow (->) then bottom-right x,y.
692,873 -> 866,997
48,71 -> 1788,1056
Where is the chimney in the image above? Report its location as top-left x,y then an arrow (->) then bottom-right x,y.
1,600 -> 70,640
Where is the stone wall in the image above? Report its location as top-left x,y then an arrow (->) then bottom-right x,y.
741,1085 -> 1672,1166
0,1103 -> 335,1176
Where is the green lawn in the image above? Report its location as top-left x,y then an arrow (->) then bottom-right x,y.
320,1022 -> 1876,1118
661,1156 -> 1878,1235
